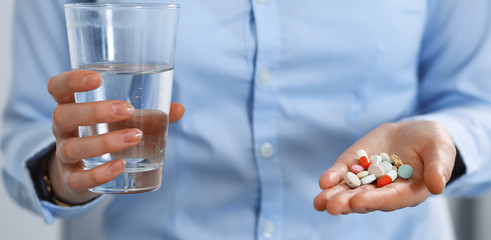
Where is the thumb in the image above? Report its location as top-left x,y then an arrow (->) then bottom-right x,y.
319,162 -> 349,189
169,102 -> 185,124
422,146 -> 455,194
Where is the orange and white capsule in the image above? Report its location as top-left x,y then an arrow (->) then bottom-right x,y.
377,170 -> 398,188
357,149 -> 371,170
356,149 -> 368,159
377,175 -> 392,188
386,169 -> 398,181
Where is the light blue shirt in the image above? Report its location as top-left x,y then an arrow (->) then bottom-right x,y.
3,0 -> 491,239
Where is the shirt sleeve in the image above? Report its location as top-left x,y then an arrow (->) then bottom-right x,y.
409,0 -> 491,196
1,0 -> 103,224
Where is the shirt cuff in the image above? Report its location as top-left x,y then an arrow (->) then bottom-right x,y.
25,142 -> 105,223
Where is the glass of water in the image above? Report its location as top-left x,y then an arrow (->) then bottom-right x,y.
64,3 -> 180,193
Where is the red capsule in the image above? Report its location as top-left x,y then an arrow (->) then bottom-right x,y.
358,156 -> 371,170
377,175 -> 392,188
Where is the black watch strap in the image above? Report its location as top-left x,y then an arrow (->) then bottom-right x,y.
26,146 -> 55,202
448,147 -> 466,184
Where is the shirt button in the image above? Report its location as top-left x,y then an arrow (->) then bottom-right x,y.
260,142 -> 274,159
258,68 -> 271,85
261,221 -> 276,239
256,0 -> 267,4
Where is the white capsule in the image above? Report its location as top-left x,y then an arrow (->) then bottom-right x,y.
370,155 -> 383,165
345,172 -> 361,188
368,164 -> 385,179
380,152 -> 391,162
361,174 -> 376,185
386,169 -> 398,181
357,149 -> 368,159
392,165 -> 398,171
380,161 -> 393,173
357,170 -> 369,179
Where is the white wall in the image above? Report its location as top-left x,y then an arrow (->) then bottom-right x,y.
0,1 -> 61,240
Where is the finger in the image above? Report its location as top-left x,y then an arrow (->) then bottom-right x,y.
65,159 -> 126,191
314,183 -> 352,211
326,185 -> 369,215
349,181 -> 429,212
319,162 -> 349,189
57,128 -> 142,164
52,101 -> 134,136
422,147 -> 455,194
169,102 -> 185,124
48,70 -> 102,104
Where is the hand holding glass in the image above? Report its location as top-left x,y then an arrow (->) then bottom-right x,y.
64,3 -> 180,193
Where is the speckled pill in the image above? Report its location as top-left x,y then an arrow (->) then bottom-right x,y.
390,154 -> 403,168
345,172 -> 361,188
351,164 -> 364,174
361,174 -> 376,185
357,170 -> 369,179
368,164 -> 385,179
398,164 -> 413,179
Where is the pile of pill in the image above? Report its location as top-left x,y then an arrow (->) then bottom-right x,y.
344,149 -> 413,189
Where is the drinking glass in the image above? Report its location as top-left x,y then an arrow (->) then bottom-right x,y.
64,3 -> 180,193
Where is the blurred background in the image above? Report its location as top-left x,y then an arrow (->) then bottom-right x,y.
0,0 -> 61,239
1,1 -> 491,240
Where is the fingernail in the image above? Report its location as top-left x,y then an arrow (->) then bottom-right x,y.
121,129 -> 142,143
82,74 -> 102,88
442,176 -> 447,188
108,159 -> 125,174
112,102 -> 134,116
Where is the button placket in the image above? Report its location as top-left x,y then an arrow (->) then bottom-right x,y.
251,0 -> 283,239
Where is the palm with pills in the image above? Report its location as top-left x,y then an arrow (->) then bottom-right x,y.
314,120 -> 456,215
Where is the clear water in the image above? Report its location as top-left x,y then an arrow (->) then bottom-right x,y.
75,63 -> 173,193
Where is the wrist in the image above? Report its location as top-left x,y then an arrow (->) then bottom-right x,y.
43,151 -> 79,207
27,146 -> 89,207
27,146 -> 55,203
47,148 -> 101,206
